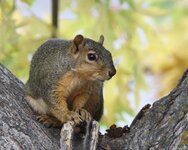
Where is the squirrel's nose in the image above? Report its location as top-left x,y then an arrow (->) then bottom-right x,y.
108,68 -> 116,78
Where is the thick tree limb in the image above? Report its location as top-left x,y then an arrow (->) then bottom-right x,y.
0,64 -> 60,149
0,63 -> 188,150
98,70 -> 188,150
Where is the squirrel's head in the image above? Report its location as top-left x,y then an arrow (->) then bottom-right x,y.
69,34 -> 116,81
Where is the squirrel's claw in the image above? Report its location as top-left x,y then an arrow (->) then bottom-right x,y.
37,115 -> 62,128
75,108 -> 92,122
66,111 -> 82,125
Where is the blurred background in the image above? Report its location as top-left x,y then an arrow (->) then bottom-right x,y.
1,0 -> 188,132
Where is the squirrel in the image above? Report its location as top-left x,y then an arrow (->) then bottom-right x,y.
24,34 -> 116,128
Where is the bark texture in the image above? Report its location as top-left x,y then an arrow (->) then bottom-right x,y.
0,63 -> 188,150
0,64 -> 60,150
98,70 -> 188,150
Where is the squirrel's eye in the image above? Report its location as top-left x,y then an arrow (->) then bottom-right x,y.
88,53 -> 97,61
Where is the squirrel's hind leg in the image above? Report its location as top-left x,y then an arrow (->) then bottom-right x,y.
37,114 -> 62,128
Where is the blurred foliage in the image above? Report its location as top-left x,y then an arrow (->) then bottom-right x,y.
0,0 -> 188,127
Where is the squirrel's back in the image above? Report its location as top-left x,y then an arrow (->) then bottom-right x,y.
25,39 -> 74,98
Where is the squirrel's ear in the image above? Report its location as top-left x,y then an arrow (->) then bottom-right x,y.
98,35 -> 104,45
74,34 -> 84,48
71,34 -> 85,54
70,34 -> 85,54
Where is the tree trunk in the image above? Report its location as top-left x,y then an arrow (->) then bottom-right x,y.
0,63 -> 188,150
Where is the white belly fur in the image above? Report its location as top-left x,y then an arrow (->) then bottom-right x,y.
26,95 -> 50,114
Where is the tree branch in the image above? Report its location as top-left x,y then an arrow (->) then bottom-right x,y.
0,64 -> 60,149
0,63 -> 188,150
51,0 -> 59,38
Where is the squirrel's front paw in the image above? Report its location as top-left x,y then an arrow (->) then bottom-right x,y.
74,108 -> 92,122
66,111 -> 82,124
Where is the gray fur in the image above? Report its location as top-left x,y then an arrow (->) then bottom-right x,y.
25,39 -> 74,98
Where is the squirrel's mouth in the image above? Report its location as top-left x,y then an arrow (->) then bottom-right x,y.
96,78 -> 105,82
95,76 -> 112,81
85,75 -> 107,82
94,71 -> 116,81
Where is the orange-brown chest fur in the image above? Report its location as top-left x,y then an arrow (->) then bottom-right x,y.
54,71 -> 101,115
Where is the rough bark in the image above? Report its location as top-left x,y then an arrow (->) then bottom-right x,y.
0,63 -> 188,150
0,64 -> 60,150
98,71 -> 188,150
